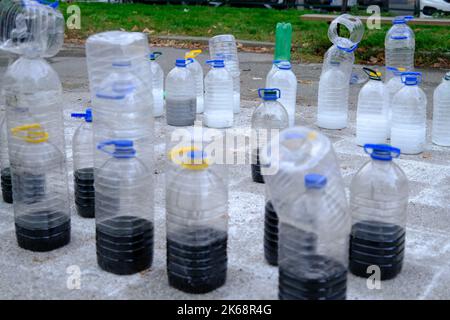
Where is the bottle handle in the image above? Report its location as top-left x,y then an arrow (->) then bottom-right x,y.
258,88 -> 281,99
362,67 -> 382,81
11,123 -> 49,143
185,49 -> 202,59
364,144 -> 400,159
152,52 -> 162,60
401,72 -> 422,85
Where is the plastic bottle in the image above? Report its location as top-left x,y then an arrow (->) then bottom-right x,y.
0,112 -> 12,203
9,123 -> 70,251
385,66 -> 406,139
328,14 -> 364,50
356,68 -> 389,146
185,50 -> 204,114
149,52 -> 164,117
432,72 -> 450,146
264,185 -> 278,266
166,149 -> 228,293
165,59 -> 197,126
203,59 -> 234,128
274,22 -> 292,61
349,144 -> 408,280
251,88 -> 289,184
266,61 -> 297,127
95,140 -> 153,275
71,108 -> 94,218
391,72 -> 426,154
265,60 -> 281,86
385,16 -> 415,81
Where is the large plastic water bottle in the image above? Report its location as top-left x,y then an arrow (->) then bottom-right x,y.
149,52 -> 164,117
260,127 -> 350,300
0,113 -> 12,203
385,16 -> 415,81
203,59 -> 234,128
432,72 -> 450,146
71,108 -> 94,218
356,68 -> 389,146
266,61 -> 297,127
391,72 -> 426,154
251,88 -> 289,184
166,59 -> 197,126
95,140 -> 153,275
385,66 -> 406,139
185,50 -> 204,114
166,149 -> 228,293
8,123 -> 70,251
349,144 -> 408,280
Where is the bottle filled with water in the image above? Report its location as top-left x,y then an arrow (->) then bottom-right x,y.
349,144 -> 408,280
0,112 -> 12,203
385,66 -> 406,139
71,108 -> 94,218
391,72 -> 426,154
203,59 -> 234,128
356,68 -> 388,146
432,72 -> 450,146
149,52 -> 164,117
185,50 -> 204,114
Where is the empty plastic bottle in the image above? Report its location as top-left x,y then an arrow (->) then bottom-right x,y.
328,14 -> 364,50
0,112 -> 12,203
385,16 -> 415,81
251,88 -> 289,184
317,45 -> 356,129
149,52 -> 164,117
166,59 -> 196,126
432,72 -> 450,146
385,66 -> 406,139
166,149 -> 228,293
349,144 -> 408,280
391,72 -> 426,154
266,61 -> 297,127
9,123 -> 70,251
185,50 -> 204,114
203,59 -> 234,128
71,108 -> 94,218
356,68 -> 389,146
95,140 -> 154,275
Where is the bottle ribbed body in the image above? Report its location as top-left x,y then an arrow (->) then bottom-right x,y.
204,67 -> 234,128
0,113 -> 12,203
385,75 -> 404,139
432,80 -> 450,146
187,59 -> 204,114
266,69 -> 297,127
166,66 -> 196,126
385,24 -> 415,81
150,60 -> 164,117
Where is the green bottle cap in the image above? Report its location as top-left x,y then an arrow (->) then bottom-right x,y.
274,22 -> 292,61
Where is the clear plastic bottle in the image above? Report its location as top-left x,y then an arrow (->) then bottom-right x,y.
8,123 -> 70,251
71,108 -> 94,218
166,149 -> 228,293
356,68 -> 389,146
385,16 -> 415,81
328,14 -> 364,50
149,52 -> 164,117
266,61 -> 297,127
165,59 -> 197,126
265,60 -> 281,86
251,88 -> 289,184
432,72 -> 450,146
385,66 -> 406,139
95,140 -> 153,275
264,185 -> 278,266
349,144 -> 408,280
203,59 -> 234,128
391,72 -> 426,154
0,112 -> 12,203
185,50 -> 204,114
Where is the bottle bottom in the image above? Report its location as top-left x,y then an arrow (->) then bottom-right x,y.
278,254 -> 347,300
167,227 -> 228,294
166,98 -> 196,127
349,220 -> 405,280
251,149 -> 264,184
96,215 -> 154,275
264,201 -> 278,266
317,113 -> 347,130
74,168 -> 95,219
391,126 -> 426,154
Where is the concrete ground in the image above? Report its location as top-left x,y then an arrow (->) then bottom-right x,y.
0,46 -> 449,299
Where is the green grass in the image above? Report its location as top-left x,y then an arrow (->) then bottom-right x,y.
61,3 -> 450,66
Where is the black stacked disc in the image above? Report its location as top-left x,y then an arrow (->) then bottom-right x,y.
96,215 -> 154,275
251,148 -> 264,183
167,227 -> 228,294
15,211 -> 71,252
74,168 -> 95,218
349,220 -> 405,280
279,255 -> 347,300
1,167 -> 12,203
264,201 -> 278,266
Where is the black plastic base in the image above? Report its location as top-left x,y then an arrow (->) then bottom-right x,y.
167,228 -> 228,294
278,255 -> 347,300
74,168 -> 95,218
349,220 -> 405,281
264,201 -> 278,266
1,167 -> 12,204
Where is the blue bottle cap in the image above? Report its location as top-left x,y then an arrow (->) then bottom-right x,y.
258,88 -> 281,101
149,52 -> 162,61
364,144 -> 400,161
393,16 -> 413,24
401,72 -> 422,86
175,59 -> 193,67
304,174 -> 327,189
275,61 -> 292,70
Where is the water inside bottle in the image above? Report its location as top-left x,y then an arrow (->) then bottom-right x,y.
251,148 -> 264,184
1,167 -> 13,203
264,201 -> 278,266
166,97 -> 196,127
74,167 -> 95,218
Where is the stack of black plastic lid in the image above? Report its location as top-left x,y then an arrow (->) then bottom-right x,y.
264,201 -> 278,266
251,149 -> 264,183
15,210 -> 71,251
349,220 -> 405,280
279,254 -> 347,300
167,227 -> 228,294
74,167 -> 95,218
1,167 -> 12,203
96,215 -> 154,275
